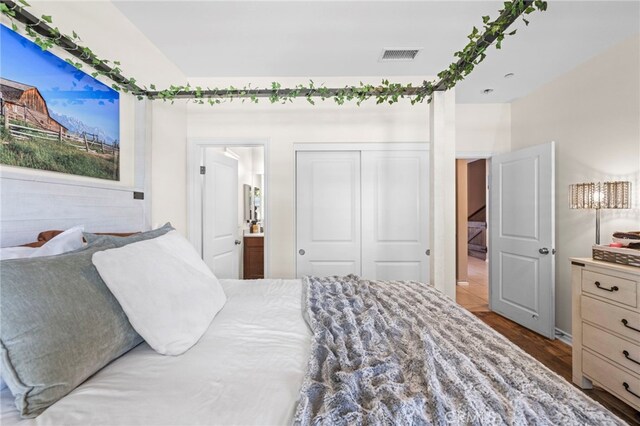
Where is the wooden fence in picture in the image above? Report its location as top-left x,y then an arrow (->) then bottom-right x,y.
1,115 -> 119,156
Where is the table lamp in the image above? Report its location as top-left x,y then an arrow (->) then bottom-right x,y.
569,181 -> 631,245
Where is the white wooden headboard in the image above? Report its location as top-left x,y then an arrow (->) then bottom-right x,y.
0,101 -> 151,247
0,175 -> 146,247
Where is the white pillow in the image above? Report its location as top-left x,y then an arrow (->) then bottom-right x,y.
0,226 -> 85,260
0,246 -> 36,260
91,230 -> 226,356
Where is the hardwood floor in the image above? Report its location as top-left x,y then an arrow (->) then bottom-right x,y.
474,312 -> 640,424
456,257 -> 639,424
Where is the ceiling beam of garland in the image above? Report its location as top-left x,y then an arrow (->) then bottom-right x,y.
0,0 -> 547,106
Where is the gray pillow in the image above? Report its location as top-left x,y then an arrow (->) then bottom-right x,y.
84,222 -> 174,245
0,240 -> 143,418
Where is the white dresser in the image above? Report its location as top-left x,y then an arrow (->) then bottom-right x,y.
571,257 -> 640,410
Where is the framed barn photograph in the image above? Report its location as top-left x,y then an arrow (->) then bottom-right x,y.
0,24 -> 120,180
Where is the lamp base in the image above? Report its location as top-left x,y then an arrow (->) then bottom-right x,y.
595,208 -> 601,245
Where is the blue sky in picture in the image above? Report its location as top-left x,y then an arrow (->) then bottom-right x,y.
0,25 -> 119,143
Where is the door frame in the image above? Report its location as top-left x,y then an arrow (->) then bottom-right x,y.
187,138 -> 271,278
293,142 -> 430,278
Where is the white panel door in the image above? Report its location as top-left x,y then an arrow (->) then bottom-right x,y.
203,151 -> 239,279
361,151 -> 429,282
490,142 -> 555,338
296,151 -> 361,278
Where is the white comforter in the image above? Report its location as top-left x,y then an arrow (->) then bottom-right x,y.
1,279 -> 311,426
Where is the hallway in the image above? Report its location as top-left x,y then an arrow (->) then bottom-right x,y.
456,257 -> 489,312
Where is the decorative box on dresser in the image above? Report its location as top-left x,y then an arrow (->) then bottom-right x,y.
571,257 -> 640,411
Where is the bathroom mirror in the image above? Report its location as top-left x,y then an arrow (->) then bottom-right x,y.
243,184 -> 252,222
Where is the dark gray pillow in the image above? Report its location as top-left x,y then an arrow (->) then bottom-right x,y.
84,222 -> 174,245
0,240 -> 143,418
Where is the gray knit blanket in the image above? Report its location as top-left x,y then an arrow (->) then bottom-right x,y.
293,275 -> 624,425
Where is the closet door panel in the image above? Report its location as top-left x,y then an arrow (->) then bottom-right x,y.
296,151 -> 361,278
361,150 -> 429,282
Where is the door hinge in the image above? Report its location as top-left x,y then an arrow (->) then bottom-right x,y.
200,166 -> 206,175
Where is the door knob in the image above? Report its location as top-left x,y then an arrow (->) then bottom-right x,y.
299,249 -> 305,255
539,248 -> 549,255
235,240 -> 242,245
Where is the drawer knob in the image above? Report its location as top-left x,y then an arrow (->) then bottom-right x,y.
623,382 -> 640,399
621,319 -> 640,333
623,350 -> 640,366
594,281 -> 619,292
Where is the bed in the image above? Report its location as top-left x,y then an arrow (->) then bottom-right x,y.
1,278 -> 311,426
0,227 -> 626,425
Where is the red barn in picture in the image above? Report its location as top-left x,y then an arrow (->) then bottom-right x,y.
0,77 -> 68,135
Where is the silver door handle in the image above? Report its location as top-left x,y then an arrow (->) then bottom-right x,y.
235,240 -> 242,245
299,249 -> 305,255
539,248 -> 549,255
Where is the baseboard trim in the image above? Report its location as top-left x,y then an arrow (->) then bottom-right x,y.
555,328 -> 572,346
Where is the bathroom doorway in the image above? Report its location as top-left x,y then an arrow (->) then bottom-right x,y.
187,139 -> 269,280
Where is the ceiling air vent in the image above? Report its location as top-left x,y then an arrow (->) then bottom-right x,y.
379,48 -> 421,62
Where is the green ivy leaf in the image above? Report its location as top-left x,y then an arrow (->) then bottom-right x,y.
41,15 -> 52,23
535,1 -> 548,11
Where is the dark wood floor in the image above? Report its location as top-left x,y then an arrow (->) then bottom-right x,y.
474,312 -> 640,425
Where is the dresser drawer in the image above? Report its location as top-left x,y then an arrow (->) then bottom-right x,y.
582,270 -> 637,307
583,322 -> 640,374
583,350 -> 640,410
582,296 -> 640,344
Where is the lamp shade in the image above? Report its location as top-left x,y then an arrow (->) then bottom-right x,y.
569,181 -> 631,209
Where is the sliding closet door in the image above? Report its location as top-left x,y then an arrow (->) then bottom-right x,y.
296,151 -> 361,278
361,150 -> 429,282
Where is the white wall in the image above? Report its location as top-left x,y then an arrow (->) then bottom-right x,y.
1,2 -> 188,232
511,34 -> 640,334
456,103 -> 511,155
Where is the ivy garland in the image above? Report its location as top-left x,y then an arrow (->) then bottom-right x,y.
0,0 -> 547,106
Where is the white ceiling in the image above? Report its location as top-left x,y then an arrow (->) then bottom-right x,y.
113,1 -> 640,103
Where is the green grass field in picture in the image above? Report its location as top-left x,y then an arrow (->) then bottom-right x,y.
0,130 -> 118,180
